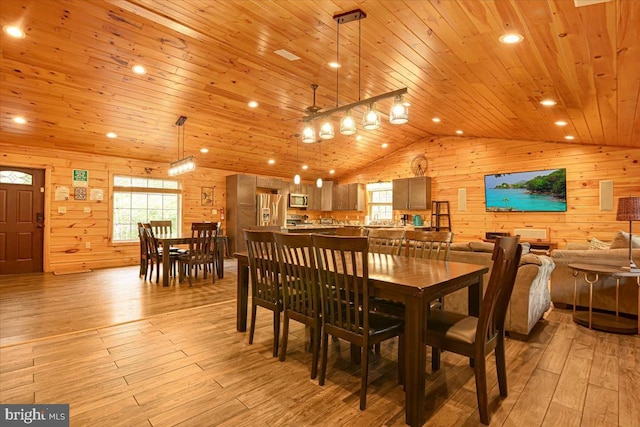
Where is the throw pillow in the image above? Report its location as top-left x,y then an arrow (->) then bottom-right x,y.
609,230 -> 640,249
588,237 -> 610,250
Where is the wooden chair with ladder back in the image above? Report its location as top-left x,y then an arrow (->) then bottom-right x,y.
367,228 -> 405,255
273,232 -> 321,378
178,222 -> 218,286
244,230 -> 283,357
312,234 -> 404,410
427,236 -> 522,425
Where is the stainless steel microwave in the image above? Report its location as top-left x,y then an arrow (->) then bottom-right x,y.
289,193 -> 308,208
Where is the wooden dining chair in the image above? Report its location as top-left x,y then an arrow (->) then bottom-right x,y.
426,236 -> 522,425
403,230 -> 454,260
137,222 -> 149,278
312,234 -> 404,410
178,222 -> 217,286
273,232 -> 321,378
150,220 -> 172,236
244,230 -> 283,357
367,228 -> 405,255
143,225 -> 180,284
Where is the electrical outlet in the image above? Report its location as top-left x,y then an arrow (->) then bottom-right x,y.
85,242 -> 91,249
83,207 -> 91,213
211,209 -> 218,215
58,206 -> 66,214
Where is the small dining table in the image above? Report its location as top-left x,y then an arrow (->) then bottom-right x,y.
155,234 -> 226,287
234,251 -> 488,427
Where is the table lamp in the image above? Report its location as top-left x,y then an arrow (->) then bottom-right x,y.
616,196 -> 640,271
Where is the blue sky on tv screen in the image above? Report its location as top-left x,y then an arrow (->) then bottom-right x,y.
484,169 -> 561,187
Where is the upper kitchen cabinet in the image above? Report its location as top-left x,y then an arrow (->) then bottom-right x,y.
332,183 -> 364,211
306,184 -> 322,211
392,177 -> 431,210
321,181 -> 333,211
256,176 -> 282,190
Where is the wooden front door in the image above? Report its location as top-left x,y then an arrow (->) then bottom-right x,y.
0,167 -> 45,274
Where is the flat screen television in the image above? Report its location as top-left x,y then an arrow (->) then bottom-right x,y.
484,168 -> 567,212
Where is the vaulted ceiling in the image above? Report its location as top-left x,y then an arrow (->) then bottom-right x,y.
1,0 -> 638,180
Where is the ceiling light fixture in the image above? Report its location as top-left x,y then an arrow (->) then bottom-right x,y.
13,117 -> 26,124
168,116 -> 195,176
3,25 -> 26,39
131,64 -> 147,75
564,135 -> 575,140
106,132 -> 118,139
248,101 -> 258,108
499,33 -> 524,44
555,120 -> 568,126
456,130 -> 464,135
301,9 -> 408,141
432,117 -> 441,123
200,148 -> 209,153
540,99 -> 557,106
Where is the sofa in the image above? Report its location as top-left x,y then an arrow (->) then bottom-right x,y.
550,231 -> 640,316
446,241 -> 555,337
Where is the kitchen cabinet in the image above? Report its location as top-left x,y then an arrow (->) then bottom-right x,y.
306,184 -> 322,211
288,181 -> 305,195
226,174 -> 257,254
256,176 -> 282,190
332,183 -> 364,211
392,177 -> 431,210
321,180 -> 333,211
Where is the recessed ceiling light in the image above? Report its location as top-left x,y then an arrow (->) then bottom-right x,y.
564,135 -> 575,140
13,117 -> 26,124
248,101 -> 258,108
131,64 -> 147,75
106,132 -> 118,138
432,117 -> 441,123
381,143 -> 388,148
554,120 -> 568,126
456,130 -> 463,135
540,99 -> 557,106
268,159 -> 275,165
499,33 -> 524,44
328,62 -> 341,68
200,148 -> 209,153
355,135 -> 363,141
302,165 -> 308,170
3,25 -> 26,39
329,169 -> 335,174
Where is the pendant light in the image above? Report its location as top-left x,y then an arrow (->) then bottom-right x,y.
390,95 -> 409,124
294,139 -> 301,185
318,121 -> 335,139
362,103 -> 381,130
168,115 -> 195,176
301,123 -> 316,143
340,109 -> 356,135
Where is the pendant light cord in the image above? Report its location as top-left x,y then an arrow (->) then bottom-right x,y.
336,20 -> 339,107
358,17 -> 361,101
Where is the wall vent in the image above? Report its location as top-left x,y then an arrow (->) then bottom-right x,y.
514,228 -> 547,240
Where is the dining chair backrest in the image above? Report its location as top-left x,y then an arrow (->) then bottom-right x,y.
478,236 -> 522,345
335,227 -> 369,236
403,230 -> 454,261
143,226 -> 160,260
244,230 -> 280,305
312,234 -> 370,334
367,228 -> 405,255
150,220 -> 172,236
273,232 -> 318,320
188,222 -> 217,264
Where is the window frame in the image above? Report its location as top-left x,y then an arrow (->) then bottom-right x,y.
110,174 -> 183,244
366,182 -> 393,221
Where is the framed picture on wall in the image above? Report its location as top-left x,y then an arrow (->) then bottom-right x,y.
201,187 -> 214,206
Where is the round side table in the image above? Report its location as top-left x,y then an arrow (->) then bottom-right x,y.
569,263 -> 640,334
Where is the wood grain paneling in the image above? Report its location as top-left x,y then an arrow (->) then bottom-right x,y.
0,0 -> 638,183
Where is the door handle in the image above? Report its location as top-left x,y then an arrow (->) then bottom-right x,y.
36,213 -> 44,228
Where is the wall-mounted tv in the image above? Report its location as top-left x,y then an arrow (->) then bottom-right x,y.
485,168 -> 567,212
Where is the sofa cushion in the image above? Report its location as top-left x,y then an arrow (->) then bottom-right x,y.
450,242 -> 472,252
469,241 -> 495,253
609,230 -> 640,249
588,237 -> 610,250
520,253 -> 542,266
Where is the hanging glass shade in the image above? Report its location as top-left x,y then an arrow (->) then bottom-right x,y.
316,177 -> 323,188
340,109 -> 356,135
389,95 -> 409,124
318,121 -> 335,140
294,174 -> 301,185
301,123 -> 316,143
362,103 -> 380,130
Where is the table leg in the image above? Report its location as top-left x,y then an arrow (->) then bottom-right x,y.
467,275 -> 483,367
217,243 -> 224,279
162,240 -> 171,287
404,294 -> 427,427
236,259 -> 249,332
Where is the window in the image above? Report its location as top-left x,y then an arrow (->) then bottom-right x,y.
367,182 -> 393,221
112,175 -> 182,242
0,170 -> 33,185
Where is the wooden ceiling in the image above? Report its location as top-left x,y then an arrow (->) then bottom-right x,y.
1,0 -> 638,181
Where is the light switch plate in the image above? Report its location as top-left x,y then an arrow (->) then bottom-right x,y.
84,207 -> 91,213
58,206 -> 67,214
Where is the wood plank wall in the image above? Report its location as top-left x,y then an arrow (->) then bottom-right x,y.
330,136 -> 640,246
1,143 -> 232,272
2,135 -> 639,271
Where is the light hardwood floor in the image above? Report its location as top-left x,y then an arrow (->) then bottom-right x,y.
1,263 -> 639,426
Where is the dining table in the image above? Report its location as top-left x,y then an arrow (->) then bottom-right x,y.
155,234 -> 226,287
234,250 -> 489,427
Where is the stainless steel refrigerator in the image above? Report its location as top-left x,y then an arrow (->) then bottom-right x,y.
256,193 -> 286,228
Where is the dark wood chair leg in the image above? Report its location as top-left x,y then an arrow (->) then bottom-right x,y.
360,345 -> 369,410
272,310 -> 280,358
432,347 -> 441,371
474,353 -> 490,425
310,325 -> 320,380
495,334 -> 508,397
279,313 -> 290,362
319,333 -> 329,386
398,334 -> 405,386
249,303 -> 257,344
